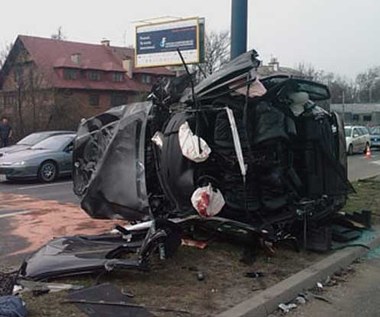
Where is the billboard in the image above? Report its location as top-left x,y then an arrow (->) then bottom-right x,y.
135,18 -> 204,68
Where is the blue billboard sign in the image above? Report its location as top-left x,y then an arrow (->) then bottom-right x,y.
135,18 -> 202,68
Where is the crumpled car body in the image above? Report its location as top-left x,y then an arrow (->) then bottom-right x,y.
72,49 -> 351,245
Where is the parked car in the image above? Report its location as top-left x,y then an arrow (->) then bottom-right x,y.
0,131 -> 75,157
344,125 -> 371,155
369,126 -> 380,148
0,134 -> 75,182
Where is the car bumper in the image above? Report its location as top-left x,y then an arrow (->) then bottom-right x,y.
370,138 -> 380,147
0,165 -> 39,179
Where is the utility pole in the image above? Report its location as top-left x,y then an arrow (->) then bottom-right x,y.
231,0 -> 248,59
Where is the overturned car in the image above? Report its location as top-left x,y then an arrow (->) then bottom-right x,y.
74,50 -> 351,242
49,50 -> 352,276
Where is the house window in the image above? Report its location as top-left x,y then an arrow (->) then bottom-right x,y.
14,66 -> 24,83
352,114 -> 359,121
363,114 -> 372,122
141,74 -> 152,84
88,71 -> 101,81
112,72 -> 124,82
110,93 -> 127,107
64,68 -> 78,80
89,94 -> 100,106
4,94 -> 16,105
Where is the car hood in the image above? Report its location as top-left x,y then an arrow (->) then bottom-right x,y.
0,144 -> 30,155
0,149 -> 55,163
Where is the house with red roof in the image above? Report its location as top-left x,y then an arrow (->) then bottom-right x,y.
0,35 -> 175,136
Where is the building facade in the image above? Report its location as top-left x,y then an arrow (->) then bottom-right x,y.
0,35 -> 175,137
330,104 -> 380,127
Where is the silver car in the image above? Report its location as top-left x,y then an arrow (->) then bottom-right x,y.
344,125 -> 371,155
0,134 -> 75,182
0,130 -> 75,157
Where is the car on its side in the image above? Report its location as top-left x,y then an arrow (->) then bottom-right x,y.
369,126 -> 380,149
0,134 -> 75,182
0,130 -> 75,157
345,125 -> 371,155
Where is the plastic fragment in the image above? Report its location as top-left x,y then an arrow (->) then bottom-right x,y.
295,296 -> 306,305
191,184 -> 225,217
278,303 -> 297,313
151,131 -> 164,149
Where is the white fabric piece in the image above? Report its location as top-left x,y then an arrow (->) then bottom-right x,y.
288,92 -> 309,116
178,121 -> 211,163
191,184 -> 225,218
151,131 -> 164,149
234,77 -> 267,97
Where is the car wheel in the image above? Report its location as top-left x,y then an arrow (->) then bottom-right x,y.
348,144 -> 353,155
38,161 -> 58,183
363,142 -> 370,154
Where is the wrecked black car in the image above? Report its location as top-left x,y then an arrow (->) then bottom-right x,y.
73,49 -> 349,226
20,50 -> 353,280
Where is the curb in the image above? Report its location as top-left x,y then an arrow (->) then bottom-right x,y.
216,230 -> 380,317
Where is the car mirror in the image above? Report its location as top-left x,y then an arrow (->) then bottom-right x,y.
353,133 -> 359,138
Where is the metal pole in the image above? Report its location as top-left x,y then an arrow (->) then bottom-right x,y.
231,0 -> 248,59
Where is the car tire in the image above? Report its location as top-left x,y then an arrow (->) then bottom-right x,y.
348,144 -> 353,155
38,160 -> 58,183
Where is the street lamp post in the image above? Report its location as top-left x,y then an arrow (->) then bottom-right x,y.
231,0 -> 248,59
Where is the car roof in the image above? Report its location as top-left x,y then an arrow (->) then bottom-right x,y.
31,130 -> 75,135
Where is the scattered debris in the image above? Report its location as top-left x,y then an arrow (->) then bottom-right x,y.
312,294 -> 333,304
278,303 -> 297,313
65,283 -> 193,316
17,280 -> 83,294
196,271 -> 205,281
244,271 -> 264,278
295,296 -> 307,305
181,239 -> 208,249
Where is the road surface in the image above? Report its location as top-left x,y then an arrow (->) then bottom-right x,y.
284,256 -> 380,317
0,176 -> 78,204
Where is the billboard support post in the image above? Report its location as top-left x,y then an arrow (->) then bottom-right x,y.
231,0 -> 248,59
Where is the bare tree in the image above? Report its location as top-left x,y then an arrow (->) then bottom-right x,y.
355,66 -> 380,103
0,43 -> 13,68
201,31 -> 230,75
296,63 -> 359,103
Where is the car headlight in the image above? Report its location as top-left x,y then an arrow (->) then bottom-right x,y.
11,161 -> 26,166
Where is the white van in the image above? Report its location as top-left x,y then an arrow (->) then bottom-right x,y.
344,126 -> 371,155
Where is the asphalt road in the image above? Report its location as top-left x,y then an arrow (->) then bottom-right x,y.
0,175 -> 78,203
348,148 -> 380,181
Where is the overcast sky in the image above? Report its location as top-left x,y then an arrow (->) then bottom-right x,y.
0,0 -> 378,79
